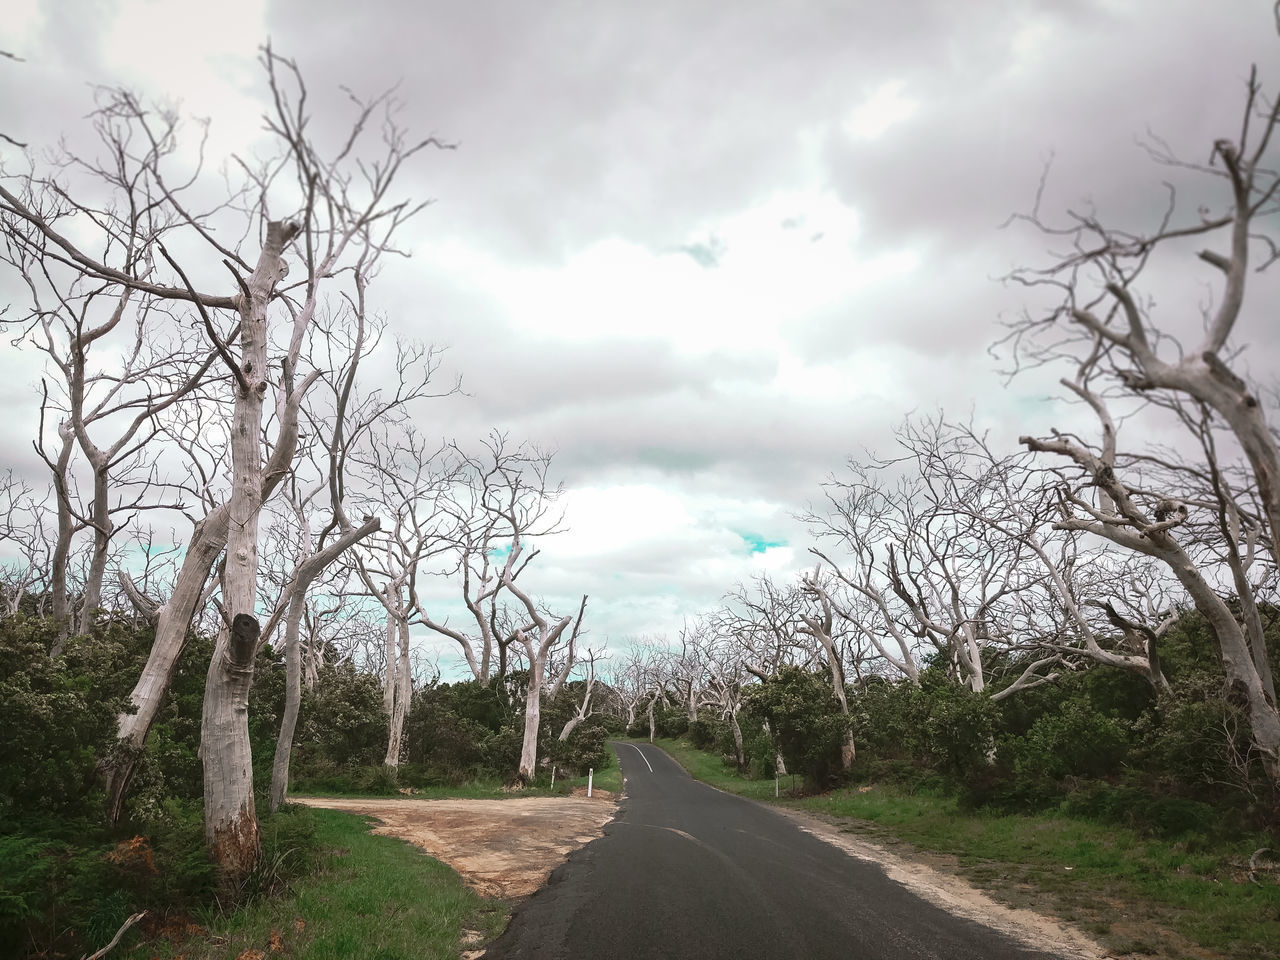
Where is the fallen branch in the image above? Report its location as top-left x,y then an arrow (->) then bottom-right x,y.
1249,847 -> 1274,886
81,910 -> 147,960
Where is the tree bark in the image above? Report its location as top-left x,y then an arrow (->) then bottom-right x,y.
202,613 -> 262,883
518,666 -> 543,783
384,615 -> 410,769
201,218 -> 298,883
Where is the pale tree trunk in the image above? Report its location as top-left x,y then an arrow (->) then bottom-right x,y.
269,517 -> 378,809
384,615 -> 410,769
201,218 -> 298,883
43,417 -> 76,653
647,694 -> 656,744
729,705 -> 745,769
271,589 -> 308,811
105,508 -> 228,822
201,612 -> 261,884
78,469 -> 111,634
382,606 -> 397,717
519,667 -> 543,783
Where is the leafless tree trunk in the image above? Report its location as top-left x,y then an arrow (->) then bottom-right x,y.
558,648 -> 603,742
265,515 -> 378,810
799,572 -> 855,770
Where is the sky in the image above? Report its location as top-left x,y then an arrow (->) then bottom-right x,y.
2,1 -> 1278,670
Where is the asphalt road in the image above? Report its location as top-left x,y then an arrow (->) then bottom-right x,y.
484,742 -> 1069,960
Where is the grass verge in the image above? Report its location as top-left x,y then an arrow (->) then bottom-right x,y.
647,737 -> 1280,960
125,807 -> 506,960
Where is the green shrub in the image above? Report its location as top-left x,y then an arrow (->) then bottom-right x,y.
0,616 -> 133,823
745,667 -> 853,789
546,721 -> 611,774
1060,781 -> 1222,839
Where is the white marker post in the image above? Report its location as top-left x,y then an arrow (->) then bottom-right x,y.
588,768 -> 594,797
775,774 -> 779,798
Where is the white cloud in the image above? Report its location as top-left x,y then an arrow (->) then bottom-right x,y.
845,80 -> 919,140
98,0 -> 267,150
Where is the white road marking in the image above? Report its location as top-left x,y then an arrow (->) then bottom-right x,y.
623,742 -> 654,772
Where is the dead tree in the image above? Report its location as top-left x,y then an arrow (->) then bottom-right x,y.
0,47 -> 447,880
415,434 -> 562,686
1002,58 -> 1280,783
1022,383 -> 1280,783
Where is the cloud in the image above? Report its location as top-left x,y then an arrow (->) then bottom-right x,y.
2,0 -> 1276,665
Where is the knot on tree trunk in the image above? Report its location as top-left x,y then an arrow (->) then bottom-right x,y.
230,613 -> 260,668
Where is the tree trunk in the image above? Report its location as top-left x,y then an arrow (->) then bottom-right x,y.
105,508 -> 228,822
558,715 -> 583,742
77,458 -> 112,635
382,606 -> 397,717
518,668 -> 542,783
270,517 -> 378,809
201,218 -> 296,883
729,706 -> 745,770
47,421 -> 75,653
270,591 -> 305,812
202,613 -> 261,884
383,616 -> 410,769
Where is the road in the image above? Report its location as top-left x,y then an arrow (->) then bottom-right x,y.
484,742 -> 1070,960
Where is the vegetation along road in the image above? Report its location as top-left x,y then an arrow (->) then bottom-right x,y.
486,742 -> 1083,960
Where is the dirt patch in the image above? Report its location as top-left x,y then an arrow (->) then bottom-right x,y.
294,795 -> 618,898
776,808 -> 1110,960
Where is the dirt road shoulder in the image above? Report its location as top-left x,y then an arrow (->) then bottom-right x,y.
294,794 -> 619,899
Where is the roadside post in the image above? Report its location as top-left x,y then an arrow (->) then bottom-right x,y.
588,768 -> 593,797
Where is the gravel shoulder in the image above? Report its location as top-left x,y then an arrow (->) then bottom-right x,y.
293,793 -> 619,899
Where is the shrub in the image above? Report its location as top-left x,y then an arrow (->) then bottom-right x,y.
0,616 -> 132,823
745,667 -> 853,789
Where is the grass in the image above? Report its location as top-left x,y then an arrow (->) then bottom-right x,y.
293,779 -> 518,800
293,754 -> 624,801
562,756 -> 623,795
124,807 -> 507,960
647,737 -> 1280,960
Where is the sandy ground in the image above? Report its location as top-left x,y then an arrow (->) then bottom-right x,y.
294,791 -> 618,898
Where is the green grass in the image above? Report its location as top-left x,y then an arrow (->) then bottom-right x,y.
294,754 -> 623,801
563,759 -> 623,795
124,808 -> 506,960
648,737 -> 1280,960
293,779 -> 519,800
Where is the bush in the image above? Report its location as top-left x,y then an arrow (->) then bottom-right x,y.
1002,704 -> 1131,785
745,667 -> 853,789
546,721 -> 611,774
1061,781 -> 1222,839
0,616 -> 133,823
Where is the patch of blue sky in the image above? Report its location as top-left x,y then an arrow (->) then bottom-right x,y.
737,531 -> 785,555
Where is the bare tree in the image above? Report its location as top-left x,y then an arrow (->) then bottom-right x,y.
1022,385 -> 1280,781
414,434 -> 561,686
1002,60 -> 1280,782
557,648 -> 606,742
0,47 -> 447,880
0,471 -> 52,616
